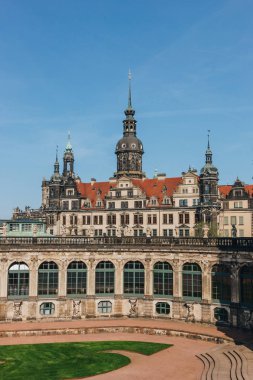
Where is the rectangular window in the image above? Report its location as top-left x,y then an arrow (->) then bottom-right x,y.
234,201 -> 243,208
231,216 -> 237,225
128,190 -> 133,197
21,224 -> 32,232
185,213 -> 190,224
9,224 -> 19,232
179,199 -> 188,207
239,216 -> 244,225
121,201 -> 128,209
116,191 -> 121,198
163,229 -> 173,237
62,201 -> 69,210
134,201 -> 142,208
63,216 -> 66,226
224,229 -> 229,237
224,216 -> 228,225
134,214 -> 143,225
152,229 -> 157,236
107,214 -> 116,225
239,229 -> 244,237
71,200 -> 79,210
108,202 -> 115,209
179,214 -> 184,224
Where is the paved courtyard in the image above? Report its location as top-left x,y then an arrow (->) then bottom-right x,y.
0,319 -> 252,379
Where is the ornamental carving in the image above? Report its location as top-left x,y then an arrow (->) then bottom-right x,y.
13,301 -> 22,319
73,300 -> 81,318
129,299 -> 138,317
184,303 -> 196,322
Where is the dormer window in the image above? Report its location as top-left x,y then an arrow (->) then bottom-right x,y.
151,197 -> 157,206
67,189 -> 74,196
96,201 -> 102,207
163,197 -> 170,205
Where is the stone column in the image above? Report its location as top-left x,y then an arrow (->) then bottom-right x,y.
114,260 -> 123,317
201,262 -> 212,323
86,258 -> 95,317
230,263 -> 240,327
58,259 -> 67,298
144,258 -> 152,296
172,259 -> 182,319
29,256 -> 38,298
144,257 -> 152,317
0,257 -> 8,300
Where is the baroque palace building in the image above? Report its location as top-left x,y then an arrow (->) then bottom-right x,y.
0,76 -> 253,327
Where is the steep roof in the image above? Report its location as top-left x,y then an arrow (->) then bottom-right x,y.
219,184 -> 253,197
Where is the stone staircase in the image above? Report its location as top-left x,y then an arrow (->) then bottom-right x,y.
197,343 -> 253,380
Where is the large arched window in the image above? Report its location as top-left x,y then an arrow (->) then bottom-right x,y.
8,262 -> 29,298
182,263 -> 202,300
212,264 -> 231,303
67,261 -> 87,296
124,261 -> 145,295
240,266 -> 253,306
153,262 -> 173,296
95,261 -> 115,294
38,261 -> 58,297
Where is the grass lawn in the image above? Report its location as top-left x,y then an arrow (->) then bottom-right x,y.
0,341 -> 171,380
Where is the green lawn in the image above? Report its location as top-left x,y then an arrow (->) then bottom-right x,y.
0,341 -> 171,380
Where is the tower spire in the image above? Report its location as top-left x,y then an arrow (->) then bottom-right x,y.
66,131 -> 72,151
54,145 -> 59,174
128,69 -> 132,109
205,129 -> 212,164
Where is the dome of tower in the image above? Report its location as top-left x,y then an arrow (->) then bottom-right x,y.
115,135 -> 144,153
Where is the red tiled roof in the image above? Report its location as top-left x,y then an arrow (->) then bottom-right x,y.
77,177 -> 182,207
132,177 -> 182,201
219,184 -> 253,197
76,182 -> 111,208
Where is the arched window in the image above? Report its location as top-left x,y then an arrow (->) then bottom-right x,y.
95,261 -> 115,294
153,262 -> 173,296
182,263 -> 202,300
211,264 -> 231,303
8,262 -> 29,298
67,261 -> 87,296
38,261 -> 58,297
124,261 -> 145,295
240,266 -> 253,306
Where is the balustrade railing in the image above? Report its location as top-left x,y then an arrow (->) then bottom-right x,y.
0,236 -> 252,250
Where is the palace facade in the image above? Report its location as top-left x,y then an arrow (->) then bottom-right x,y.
0,76 -> 252,327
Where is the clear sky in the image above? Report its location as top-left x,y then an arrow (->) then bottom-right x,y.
0,0 -> 253,218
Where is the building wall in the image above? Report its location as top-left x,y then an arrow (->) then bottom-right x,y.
0,239 -> 252,327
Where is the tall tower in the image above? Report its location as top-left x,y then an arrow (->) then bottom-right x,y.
198,132 -> 219,227
115,71 -> 145,179
63,132 -> 75,178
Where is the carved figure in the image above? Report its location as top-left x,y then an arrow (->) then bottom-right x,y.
184,303 -> 195,322
240,310 -> 253,329
13,301 -> 22,319
73,300 -> 81,318
129,299 -> 138,317
231,224 -> 237,238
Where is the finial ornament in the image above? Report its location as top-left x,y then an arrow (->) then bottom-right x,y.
56,145 -> 59,161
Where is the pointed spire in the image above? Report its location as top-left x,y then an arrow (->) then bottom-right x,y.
205,130 -> 212,164
54,145 -> 60,174
128,69 -> 132,109
207,129 -> 210,150
55,145 -> 59,162
66,131 -> 72,151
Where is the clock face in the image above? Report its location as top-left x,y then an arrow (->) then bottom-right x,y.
122,143 -> 126,148
131,143 -> 136,149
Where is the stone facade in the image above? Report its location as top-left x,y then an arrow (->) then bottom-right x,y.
0,237 -> 252,328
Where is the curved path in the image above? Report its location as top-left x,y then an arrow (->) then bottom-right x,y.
0,318 -> 252,380
0,332 -> 216,380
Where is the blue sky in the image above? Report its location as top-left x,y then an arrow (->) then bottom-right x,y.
0,0 -> 253,218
